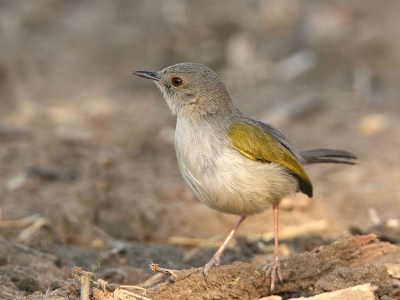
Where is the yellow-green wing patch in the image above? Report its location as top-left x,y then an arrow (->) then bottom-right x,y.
228,121 -> 313,197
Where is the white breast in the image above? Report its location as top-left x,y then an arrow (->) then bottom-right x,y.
174,118 -> 298,216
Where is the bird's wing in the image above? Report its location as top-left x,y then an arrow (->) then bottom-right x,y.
228,121 -> 313,197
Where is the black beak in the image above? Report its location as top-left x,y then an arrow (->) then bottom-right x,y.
132,70 -> 161,82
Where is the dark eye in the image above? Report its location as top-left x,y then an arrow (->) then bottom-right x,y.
172,77 -> 183,87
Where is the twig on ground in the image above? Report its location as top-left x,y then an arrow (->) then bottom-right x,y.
120,284 -> 147,292
142,273 -> 167,287
17,217 -> 50,242
114,288 -> 152,300
95,278 -> 151,300
0,209 -> 41,228
181,235 -> 237,262
149,263 -> 180,278
247,219 -> 329,242
71,267 -> 92,300
169,237 -> 207,247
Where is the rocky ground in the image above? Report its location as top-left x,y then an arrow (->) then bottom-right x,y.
0,1 -> 399,299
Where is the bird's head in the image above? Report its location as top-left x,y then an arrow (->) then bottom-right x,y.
133,62 -> 233,118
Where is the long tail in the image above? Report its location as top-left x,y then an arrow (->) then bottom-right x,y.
300,148 -> 357,165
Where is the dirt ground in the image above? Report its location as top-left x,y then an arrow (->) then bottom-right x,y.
0,1 -> 399,299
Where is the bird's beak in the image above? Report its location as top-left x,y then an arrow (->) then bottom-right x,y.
132,70 -> 161,82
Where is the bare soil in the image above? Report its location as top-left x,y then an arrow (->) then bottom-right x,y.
0,1 -> 399,299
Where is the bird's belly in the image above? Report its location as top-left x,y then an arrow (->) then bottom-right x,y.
177,148 -> 298,216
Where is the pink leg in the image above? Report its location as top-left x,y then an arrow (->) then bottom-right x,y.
265,205 -> 283,291
203,216 -> 246,276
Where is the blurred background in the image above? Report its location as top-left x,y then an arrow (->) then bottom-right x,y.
0,0 -> 399,283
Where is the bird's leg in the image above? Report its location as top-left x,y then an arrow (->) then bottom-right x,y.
203,215 -> 246,276
265,205 -> 282,291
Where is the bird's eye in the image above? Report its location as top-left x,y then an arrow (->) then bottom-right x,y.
172,77 -> 183,87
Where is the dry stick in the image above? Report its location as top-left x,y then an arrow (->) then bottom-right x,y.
247,219 -> 329,242
149,263 -> 180,278
182,235 -> 237,263
114,288 -> 153,300
142,273 -> 167,287
71,267 -> 92,300
170,219 -> 329,251
0,210 -> 41,228
18,217 -> 50,241
169,237 -> 207,247
119,285 -> 147,292
97,278 -> 117,292
96,278 -> 151,300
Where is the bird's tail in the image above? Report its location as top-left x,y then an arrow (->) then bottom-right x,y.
300,149 -> 357,165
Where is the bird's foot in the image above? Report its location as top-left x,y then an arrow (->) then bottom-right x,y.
264,256 -> 282,291
203,256 -> 222,278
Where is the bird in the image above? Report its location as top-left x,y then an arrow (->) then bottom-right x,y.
133,62 -> 357,291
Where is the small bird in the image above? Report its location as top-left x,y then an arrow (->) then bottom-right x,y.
133,62 -> 356,291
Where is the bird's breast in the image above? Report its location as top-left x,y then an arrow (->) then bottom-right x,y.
174,119 -> 298,216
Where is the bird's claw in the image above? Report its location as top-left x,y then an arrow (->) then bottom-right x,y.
203,256 -> 222,278
264,258 -> 282,291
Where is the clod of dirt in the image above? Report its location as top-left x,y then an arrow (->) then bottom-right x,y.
0,237 -> 64,296
314,263 -> 392,297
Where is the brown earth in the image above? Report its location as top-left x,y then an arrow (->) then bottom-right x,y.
0,1 -> 399,299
